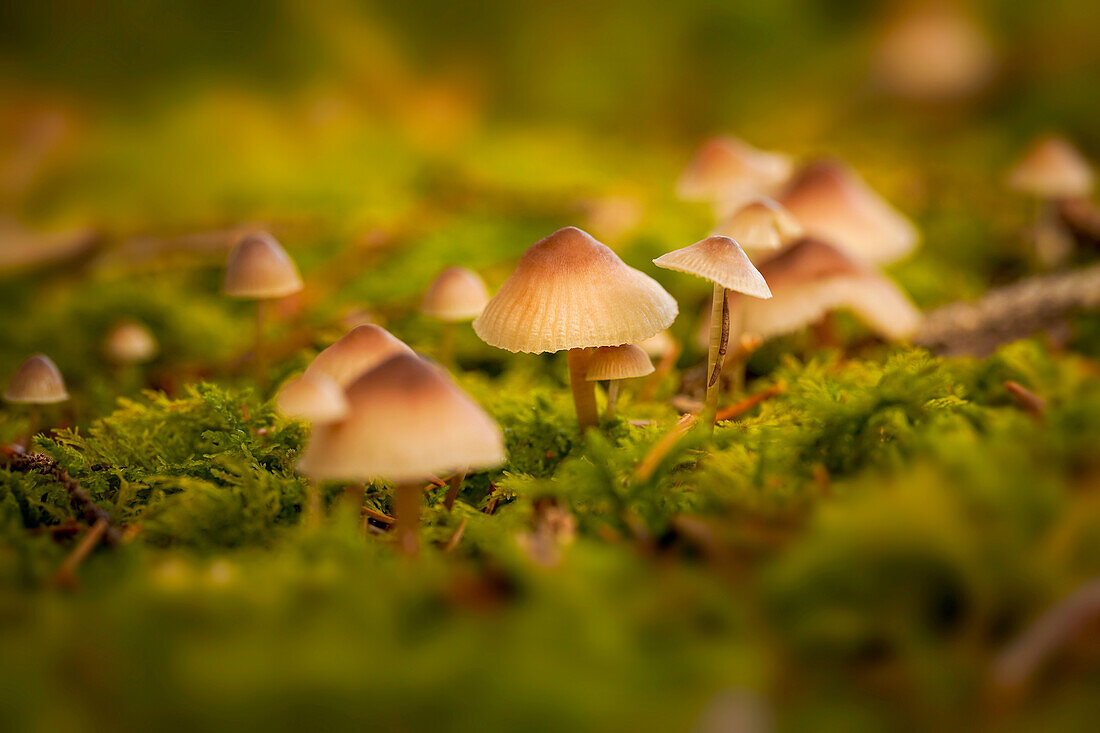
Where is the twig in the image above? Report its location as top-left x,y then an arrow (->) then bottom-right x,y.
361,506 -> 395,525
51,517 -> 109,588
716,382 -> 786,422
1004,381 -> 1046,419
991,577 -> 1100,691
634,413 -> 698,483
2,452 -> 122,546
916,263 -> 1100,357
444,518 -> 468,552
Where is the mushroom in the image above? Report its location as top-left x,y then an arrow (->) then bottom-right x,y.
677,137 -> 793,217
653,235 -> 771,426
585,344 -> 654,420
1007,135 -> 1094,267
869,2 -> 997,103
473,226 -> 677,430
298,353 -> 504,554
420,266 -> 490,368
4,354 -> 69,447
275,371 -> 350,527
711,197 -> 803,258
304,324 -> 413,388
104,320 -> 158,365
776,159 -> 919,265
223,231 -> 304,384
737,237 -> 922,342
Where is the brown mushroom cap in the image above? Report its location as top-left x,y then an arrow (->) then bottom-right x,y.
777,159 -> 919,265
104,321 -> 158,364
304,325 -> 414,388
297,353 -> 505,483
738,237 -> 921,340
1007,136 -> 1094,200
677,137 -> 792,205
473,226 -> 678,354
421,266 -> 490,322
4,354 -> 69,404
275,372 -> 349,425
653,236 -> 773,299
585,345 -> 655,381
711,198 -> 803,253
870,3 -> 997,102
223,231 -> 303,299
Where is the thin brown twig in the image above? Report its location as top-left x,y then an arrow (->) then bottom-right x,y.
2,451 -> 122,546
361,506 -> 395,525
51,517 -> 109,588
1004,381 -> 1046,419
716,382 -> 786,422
634,413 -> 698,483
444,518 -> 468,553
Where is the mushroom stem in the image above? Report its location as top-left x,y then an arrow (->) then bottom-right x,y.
25,404 -> 40,450
393,482 -> 422,556
604,381 -> 620,421
439,321 -> 457,369
304,478 -> 322,529
705,283 -> 728,429
1035,199 -> 1074,269
443,468 -> 467,511
567,348 -> 599,431
254,299 -> 268,387
723,305 -> 748,396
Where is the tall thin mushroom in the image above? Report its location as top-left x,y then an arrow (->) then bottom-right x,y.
298,354 -> 504,555
224,231 -> 303,385
4,354 -> 69,447
473,227 -> 677,431
420,266 -> 490,368
653,236 -> 771,428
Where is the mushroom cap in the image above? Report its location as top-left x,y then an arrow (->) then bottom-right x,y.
585,344 -> 655,381
104,321 -> 158,364
738,237 -> 922,340
297,353 -> 505,483
777,159 -> 919,265
653,236 -> 773,299
473,227 -> 678,354
711,197 -> 803,252
637,330 -> 677,358
870,3 -> 997,101
1007,136 -> 1094,199
4,354 -> 69,404
275,372 -> 349,425
223,231 -> 303,299
677,137 -> 793,204
304,324 -> 414,388
421,266 -> 490,322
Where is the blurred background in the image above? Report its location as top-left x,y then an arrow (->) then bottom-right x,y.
2,2 -> 1100,732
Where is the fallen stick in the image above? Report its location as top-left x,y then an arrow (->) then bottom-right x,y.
634,413 -> 698,483
1004,381 -> 1046,419
716,382 -> 786,422
51,517 -> 109,588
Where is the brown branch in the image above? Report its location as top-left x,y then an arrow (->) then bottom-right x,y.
716,382 -> 786,422
2,451 -> 122,546
634,413 -> 698,483
916,263 -> 1100,357
1004,381 -> 1046,419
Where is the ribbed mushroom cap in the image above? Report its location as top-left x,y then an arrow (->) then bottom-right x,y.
777,159 -> 919,265
677,137 -> 793,203
637,330 -> 677,358
653,236 -> 773,299
1007,136 -> 1094,199
473,227 -> 678,354
585,345 -> 655,381
738,237 -> 921,340
711,198 -> 803,252
421,266 -> 490,322
870,3 -> 996,101
223,232 -> 303,299
304,325 -> 413,388
4,354 -> 69,404
297,354 -> 505,483
275,372 -> 348,425
104,321 -> 158,364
